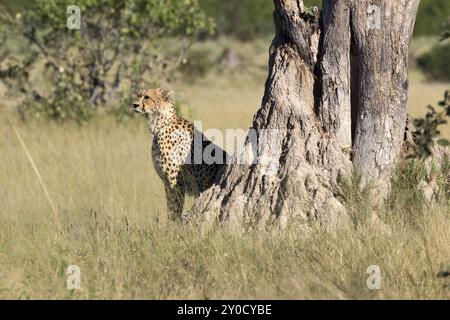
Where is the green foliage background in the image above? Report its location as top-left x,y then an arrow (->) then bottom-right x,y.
417,42 -> 450,81
198,0 -> 320,40
1,0 -> 449,38
198,0 -> 449,40
0,0 -> 213,122
414,0 -> 450,36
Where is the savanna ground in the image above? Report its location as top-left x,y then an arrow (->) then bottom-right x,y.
0,37 -> 449,299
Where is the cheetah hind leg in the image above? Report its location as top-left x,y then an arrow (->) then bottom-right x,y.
164,184 -> 185,221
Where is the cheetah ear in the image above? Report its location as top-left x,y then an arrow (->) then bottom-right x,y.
165,90 -> 175,102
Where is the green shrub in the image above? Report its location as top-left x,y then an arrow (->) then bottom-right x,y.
199,0 -> 321,40
0,0 -> 213,122
179,46 -> 215,80
414,0 -> 450,37
412,90 -> 450,159
417,42 -> 450,81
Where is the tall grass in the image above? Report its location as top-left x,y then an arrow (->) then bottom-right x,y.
0,112 -> 449,299
0,37 -> 449,298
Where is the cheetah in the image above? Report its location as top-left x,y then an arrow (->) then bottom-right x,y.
133,88 -> 228,220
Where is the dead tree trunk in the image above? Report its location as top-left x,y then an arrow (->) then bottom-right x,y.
193,0 -> 420,229
350,0 -> 420,192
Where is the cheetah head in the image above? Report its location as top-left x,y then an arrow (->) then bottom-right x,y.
133,88 -> 175,116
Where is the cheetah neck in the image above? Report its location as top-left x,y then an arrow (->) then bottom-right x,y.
147,110 -> 177,136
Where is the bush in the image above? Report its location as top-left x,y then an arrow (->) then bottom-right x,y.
414,0 -> 450,37
198,0 -> 321,40
417,42 -> 450,81
411,90 -> 450,159
0,0 -> 213,122
179,46 -> 215,80
200,0 -> 449,39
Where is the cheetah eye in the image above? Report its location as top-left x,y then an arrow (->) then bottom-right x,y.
144,95 -> 150,100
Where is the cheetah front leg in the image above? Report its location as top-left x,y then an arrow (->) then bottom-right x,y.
164,184 -> 185,221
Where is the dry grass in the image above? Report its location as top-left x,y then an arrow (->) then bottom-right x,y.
0,37 -> 449,299
1,108 -> 449,299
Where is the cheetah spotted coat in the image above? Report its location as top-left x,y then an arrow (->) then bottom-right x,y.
133,88 -> 227,219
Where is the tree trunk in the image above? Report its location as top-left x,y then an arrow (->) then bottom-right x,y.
192,0 -> 420,229
350,0 -> 420,193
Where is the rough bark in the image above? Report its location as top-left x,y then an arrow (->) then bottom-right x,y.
192,0 -> 420,229
192,1 -> 351,230
318,0 -> 352,147
350,0 -> 420,193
